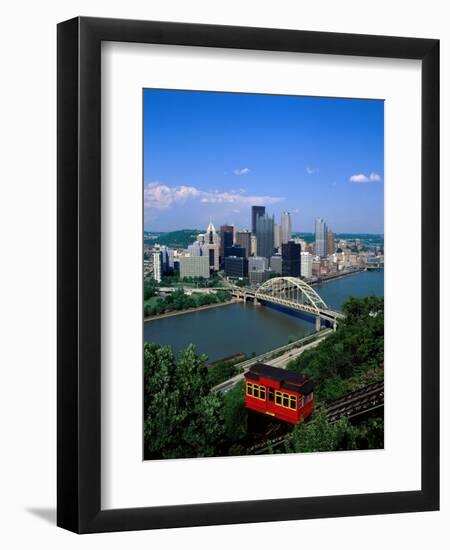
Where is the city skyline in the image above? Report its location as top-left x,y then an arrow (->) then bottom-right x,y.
143,89 -> 384,233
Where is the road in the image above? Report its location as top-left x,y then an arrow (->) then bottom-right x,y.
264,337 -> 326,369
213,330 -> 332,394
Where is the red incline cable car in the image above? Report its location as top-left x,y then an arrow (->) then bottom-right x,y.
244,363 -> 314,425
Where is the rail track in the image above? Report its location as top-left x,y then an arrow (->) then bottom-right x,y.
248,381 -> 384,455
325,381 -> 384,424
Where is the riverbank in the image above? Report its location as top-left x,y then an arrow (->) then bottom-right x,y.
144,299 -> 237,322
312,268 -> 366,286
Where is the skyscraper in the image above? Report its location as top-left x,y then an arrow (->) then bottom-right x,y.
194,220 -> 220,272
315,218 -> 328,258
252,205 -> 265,235
274,223 -> 281,249
220,224 -> 234,264
256,213 -> 275,260
282,241 -> 301,277
251,234 -> 257,256
327,229 -> 335,256
281,212 -> 292,244
152,250 -> 162,282
300,251 -> 313,279
235,230 -> 252,258
187,240 -> 207,257
224,244 -> 245,258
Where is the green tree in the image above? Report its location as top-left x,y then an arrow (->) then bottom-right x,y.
216,290 -> 231,302
143,343 -> 224,459
285,406 -> 357,453
222,381 -> 248,444
144,279 -> 159,300
207,359 -> 237,387
287,296 -> 384,400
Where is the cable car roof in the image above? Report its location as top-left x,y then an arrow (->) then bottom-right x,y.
245,363 -> 313,393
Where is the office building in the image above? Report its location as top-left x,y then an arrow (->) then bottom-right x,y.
167,248 -> 175,269
249,269 -> 269,286
270,254 -> 282,275
293,238 -> 307,250
179,256 -> 210,279
249,256 -> 268,272
281,212 -> 292,244
256,213 -> 275,260
187,240 -> 207,257
300,251 -> 313,279
235,230 -> 252,258
251,234 -> 257,256
274,223 -> 281,249
282,240 -> 301,277
220,224 -> 234,263
225,244 -> 246,258
224,256 -> 248,278
152,250 -> 163,282
315,218 -> 328,258
252,205 -> 265,235
194,220 -> 220,272
327,229 -> 335,256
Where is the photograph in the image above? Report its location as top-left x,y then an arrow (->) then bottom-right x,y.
142,89 -> 385,460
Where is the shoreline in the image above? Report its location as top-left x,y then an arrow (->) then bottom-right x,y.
312,268 -> 367,286
144,299 -> 236,322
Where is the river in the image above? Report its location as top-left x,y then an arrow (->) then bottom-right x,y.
144,269 -> 384,363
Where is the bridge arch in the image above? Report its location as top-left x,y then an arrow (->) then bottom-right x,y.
254,276 -> 328,315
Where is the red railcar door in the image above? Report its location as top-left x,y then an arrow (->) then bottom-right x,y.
266,386 -> 276,416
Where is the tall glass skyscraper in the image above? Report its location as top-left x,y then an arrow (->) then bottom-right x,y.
315,218 -> 328,258
282,240 -> 301,277
252,205 -> 265,235
220,224 -> 234,264
256,213 -> 275,260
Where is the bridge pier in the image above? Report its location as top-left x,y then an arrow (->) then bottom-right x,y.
315,315 -> 321,332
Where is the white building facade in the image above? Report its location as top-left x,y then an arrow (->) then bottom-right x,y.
300,251 -> 313,279
281,211 -> 292,244
179,256 -> 210,279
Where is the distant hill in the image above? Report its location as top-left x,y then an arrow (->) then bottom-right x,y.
147,229 -> 203,248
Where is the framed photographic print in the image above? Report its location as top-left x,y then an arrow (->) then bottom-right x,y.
57,17 -> 439,533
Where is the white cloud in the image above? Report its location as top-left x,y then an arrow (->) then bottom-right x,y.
305,167 -> 319,174
144,181 -> 283,209
233,167 -> 251,176
349,172 -> 382,183
144,182 -> 201,209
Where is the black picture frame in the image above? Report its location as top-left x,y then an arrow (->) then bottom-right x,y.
57,16 -> 439,533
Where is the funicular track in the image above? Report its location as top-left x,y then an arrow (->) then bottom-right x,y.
247,381 -> 384,455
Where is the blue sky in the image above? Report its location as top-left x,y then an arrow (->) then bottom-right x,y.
143,89 -> 384,233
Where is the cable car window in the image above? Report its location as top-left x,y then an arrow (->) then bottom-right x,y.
275,392 -> 282,405
298,397 -> 304,408
260,387 -> 266,400
246,383 -> 252,396
289,396 -> 296,409
253,386 -> 259,399
268,388 -> 274,401
282,395 -> 289,408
